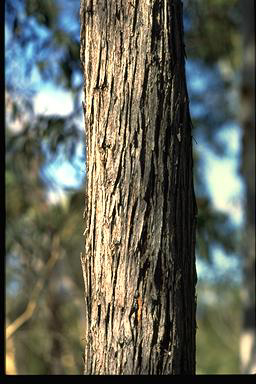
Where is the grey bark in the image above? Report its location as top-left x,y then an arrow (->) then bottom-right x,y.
80,0 -> 197,374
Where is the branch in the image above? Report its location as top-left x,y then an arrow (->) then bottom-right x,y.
6,235 -> 60,340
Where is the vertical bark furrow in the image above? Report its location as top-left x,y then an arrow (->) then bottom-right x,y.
81,0 -> 197,374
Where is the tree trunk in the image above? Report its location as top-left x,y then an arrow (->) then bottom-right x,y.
80,0 -> 197,374
239,0 -> 256,374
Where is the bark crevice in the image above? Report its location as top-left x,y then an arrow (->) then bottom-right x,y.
81,0 -> 197,374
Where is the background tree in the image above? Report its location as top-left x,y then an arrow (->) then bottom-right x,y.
238,0 -> 255,373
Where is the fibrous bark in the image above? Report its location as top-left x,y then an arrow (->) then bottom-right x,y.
80,0 -> 197,374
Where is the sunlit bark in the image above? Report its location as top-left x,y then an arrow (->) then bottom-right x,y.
80,0 -> 197,374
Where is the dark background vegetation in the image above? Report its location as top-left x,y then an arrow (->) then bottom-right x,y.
5,0 -> 254,374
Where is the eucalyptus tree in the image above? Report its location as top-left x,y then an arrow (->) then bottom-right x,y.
80,0 -> 197,374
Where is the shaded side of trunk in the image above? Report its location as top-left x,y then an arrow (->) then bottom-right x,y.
239,0 -> 256,374
80,0 -> 197,374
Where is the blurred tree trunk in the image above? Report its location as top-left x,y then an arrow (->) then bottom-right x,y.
80,0 -> 197,374
239,0 -> 256,374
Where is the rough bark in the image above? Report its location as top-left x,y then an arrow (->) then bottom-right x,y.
80,0 -> 197,374
239,0 -> 256,374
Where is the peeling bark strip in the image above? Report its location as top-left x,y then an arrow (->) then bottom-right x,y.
80,0 -> 197,374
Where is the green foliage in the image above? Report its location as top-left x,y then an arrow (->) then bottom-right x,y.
196,281 -> 242,373
184,0 -> 241,69
6,139 -> 85,373
183,0 -> 244,373
196,197 -> 239,260
25,0 -> 60,29
6,0 -> 85,374
183,0 -> 243,265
